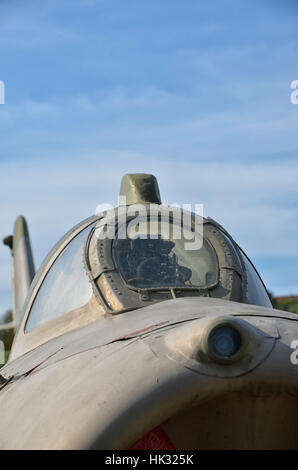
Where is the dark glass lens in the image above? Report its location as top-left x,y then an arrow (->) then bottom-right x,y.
209,326 -> 242,358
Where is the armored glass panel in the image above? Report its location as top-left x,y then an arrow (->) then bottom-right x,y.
113,219 -> 218,289
240,249 -> 272,308
25,225 -> 93,333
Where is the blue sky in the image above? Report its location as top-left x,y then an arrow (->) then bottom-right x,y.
0,0 -> 298,318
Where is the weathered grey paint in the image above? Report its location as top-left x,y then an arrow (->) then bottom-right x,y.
0,174 -> 295,450
0,297 -> 297,449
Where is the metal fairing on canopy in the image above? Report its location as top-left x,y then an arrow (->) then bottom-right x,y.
0,173 -> 297,450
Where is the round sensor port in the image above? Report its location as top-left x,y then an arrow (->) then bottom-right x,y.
208,325 -> 242,362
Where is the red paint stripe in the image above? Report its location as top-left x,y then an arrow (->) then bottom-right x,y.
115,321 -> 169,340
130,426 -> 175,450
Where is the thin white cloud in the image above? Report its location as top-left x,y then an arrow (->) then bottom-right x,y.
0,153 -> 297,266
0,83 -> 297,164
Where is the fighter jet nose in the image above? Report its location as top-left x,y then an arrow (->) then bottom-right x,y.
162,314 -> 273,377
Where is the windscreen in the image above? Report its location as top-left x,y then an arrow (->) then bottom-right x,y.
113,219 -> 218,289
25,225 -> 93,333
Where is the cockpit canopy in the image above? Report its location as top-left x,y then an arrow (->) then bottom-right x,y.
22,174 -> 272,336
24,207 -> 272,334
113,220 -> 218,290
